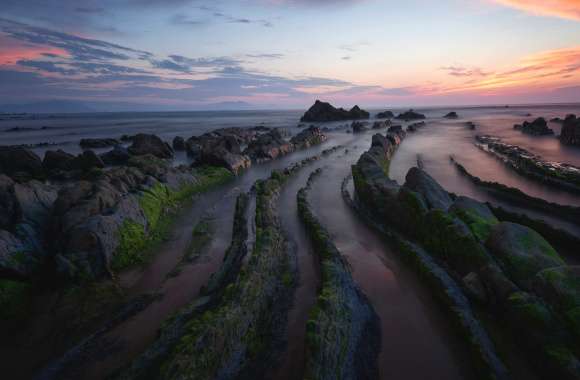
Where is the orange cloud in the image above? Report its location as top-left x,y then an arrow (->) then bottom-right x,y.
491,0 -> 580,20
0,35 -> 67,66
439,46 -> 580,95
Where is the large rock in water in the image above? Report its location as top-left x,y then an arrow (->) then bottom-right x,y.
100,146 -> 130,166
300,100 -> 369,122
244,129 -> 293,161
395,109 -> 426,121
486,222 -> 565,290
376,110 -> 394,119
560,114 -> 580,146
188,134 -> 251,174
403,167 -> 452,210
351,121 -> 369,133
43,150 -> 75,172
0,147 -> 43,178
513,117 -> 554,136
128,134 -> 174,159
80,138 -> 119,149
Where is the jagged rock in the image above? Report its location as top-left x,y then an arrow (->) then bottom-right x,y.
300,100 -> 369,122
128,134 -> 174,159
290,125 -> 327,149
372,120 -> 391,129
69,150 -> 105,171
172,136 -> 186,151
0,147 -> 43,178
560,114 -> 580,146
43,150 -> 75,172
404,167 -> 452,211
79,138 -> 119,149
352,121 -> 369,133
244,129 -> 293,161
100,146 -> 130,166
513,117 -> 554,136
395,109 -> 426,121
376,110 -> 394,118
444,112 -> 458,119
486,222 -> 565,290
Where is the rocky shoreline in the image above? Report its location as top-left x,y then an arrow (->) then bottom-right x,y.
351,130 -> 580,379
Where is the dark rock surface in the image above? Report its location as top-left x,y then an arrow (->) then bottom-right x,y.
172,136 -> 185,151
372,120 -> 391,129
300,100 -> 369,122
80,138 -> 119,149
407,121 -> 425,132
0,147 -> 43,178
395,109 -> 426,121
351,121 -> 369,133
444,112 -> 458,119
560,114 -> 580,146
128,134 -> 174,159
69,150 -> 105,171
376,110 -> 394,119
244,129 -> 293,161
290,125 -> 327,149
43,150 -> 75,172
513,117 -> 554,136
404,167 -> 453,210
100,146 -> 130,166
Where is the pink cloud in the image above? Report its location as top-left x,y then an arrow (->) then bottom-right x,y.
490,0 -> 580,20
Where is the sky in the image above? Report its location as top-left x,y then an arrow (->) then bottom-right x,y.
1,0 -> 580,110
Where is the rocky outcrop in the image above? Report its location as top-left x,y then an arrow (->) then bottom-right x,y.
300,100 -> 369,122
352,135 -> 580,379
395,109 -> 426,121
351,121 -> 369,133
372,120 -> 390,129
244,129 -> 293,161
172,136 -> 185,151
298,169 -> 379,380
513,117 -> 554,136
69,150 -> 105,171
128,134 -> 174,159
80,138 -> 119,149
560,114 -> 580,146
476,135 -> 580,194
290,125 -> 327,149
407,121 -> 425,132
100,146 -> 130,166
444,112 -> 458,119
43,150 -> 75,172
0,147 -> 43,179
376,110 -> 394,119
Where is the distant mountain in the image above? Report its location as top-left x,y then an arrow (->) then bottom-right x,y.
200,101 -> 256,110
0,100 -> 95,113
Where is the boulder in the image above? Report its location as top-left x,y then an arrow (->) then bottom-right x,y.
128,134 -> 174,159
560,114 -> 580,146
100,146 -> 130,166
444,112 -> 458,119
395,109 -> 426,121
290,126 -> 327,149
198,148 -> 251,175
407,122 -> 425,132
43,150 -> 75,172
300,100 -> 369,122
79,138 -> 119,149
352,121 -> 369,133
0,230 -> 41,280
404,167 -> 452,211
244,129 -> 293,161
69,150 -> 105,171
172,136 -> 186,151
513,117 -> 554,136
376,110 -> 394,119
0,147 -> 43,178
485,222 -> 565,290
450,196 -> 498,241
463,272 -> 487,303
372,120 -> 390,129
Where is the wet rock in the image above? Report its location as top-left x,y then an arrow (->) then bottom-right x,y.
533,266 -> 580,318
79,138 -> 119,149
376,110 -> 394,118
372,120 -> 391,129
407,121 -> 425,132
300,100 -> 369,122
463,272 -> 487,303
43,150 -> 75,172
290,125 -> 327,149
560,114 -> 580,146
172,136 -> 185,151
485,222 -> 565,290
513,117 -> 554,136
128,133 -> 173,159
351,121 -> 369,133
0,147 -> 43,178
450,196 -> 498,241
404,167 -> 452,211
444,111 -> 459,119
100,146 -> 130,166
69,150 -> 105,171
244,129 -> 293,161
395,109 -> 426,121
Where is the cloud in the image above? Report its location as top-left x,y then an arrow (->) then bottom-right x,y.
194,6 -> 274,27
440,66 -> 491,77
489,0 -> 580,20
246,53 -> 285,59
